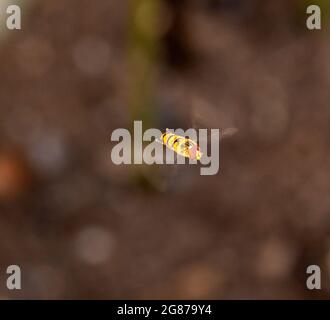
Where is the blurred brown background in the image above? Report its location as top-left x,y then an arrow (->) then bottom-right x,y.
0,0 -> 329,299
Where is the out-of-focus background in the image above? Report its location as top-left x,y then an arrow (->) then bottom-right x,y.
0,0 -> 329,299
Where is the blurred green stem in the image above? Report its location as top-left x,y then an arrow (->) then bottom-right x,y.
129,0 -> 160,130
128,0 -> 162,190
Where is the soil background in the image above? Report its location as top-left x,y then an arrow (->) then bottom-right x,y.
0,0 -> 329,299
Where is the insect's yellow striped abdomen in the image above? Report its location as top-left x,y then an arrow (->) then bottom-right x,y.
161,129 -> 203,160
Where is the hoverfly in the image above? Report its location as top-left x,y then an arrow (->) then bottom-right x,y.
160,128 -> 203,161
